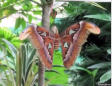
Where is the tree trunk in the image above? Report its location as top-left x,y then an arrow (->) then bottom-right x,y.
38,61 -> 45,86
38,1 -> 53,86
42,5 -> 51,29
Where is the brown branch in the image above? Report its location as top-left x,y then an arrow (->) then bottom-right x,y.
38,61 -> 45,86
38,0 -> 53,86
42,5 -> 51,30
0,16 -> 9,20
41,0 -> 53,29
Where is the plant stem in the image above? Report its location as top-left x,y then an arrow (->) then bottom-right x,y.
38,1 -> 53,86
42,4 -> 52,30
38,61 -> 45,86
92,76 -> 95,86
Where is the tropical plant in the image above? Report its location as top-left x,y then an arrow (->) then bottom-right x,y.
16,43 -> 38,86
0,27 -> 21,86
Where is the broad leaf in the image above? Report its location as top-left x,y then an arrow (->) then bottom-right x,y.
88,62 -> 111,69
15,17 -> 22,29
99,70 -> 111,83
84,14 -> 111,21
92,69 -> 98,77
45,51 -> 68,86
2,38 -> 17,58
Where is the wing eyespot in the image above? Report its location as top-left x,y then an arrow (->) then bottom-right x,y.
69,29 -> 79,35
48,43 -> 52,49
41,32 -> 47,36
64,42 -> 69,48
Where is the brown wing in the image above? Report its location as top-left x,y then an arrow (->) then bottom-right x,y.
60,21 -> 100,68
35,26 -> 54,69
60,22 -> 80,68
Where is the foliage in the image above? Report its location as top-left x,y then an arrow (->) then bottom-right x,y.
0,39 -> 17,86
0,28 -> 21,84
84,14 -> 111,21
45,50 -> 68,86
16,43 -> 38,86
0,27 -> 21,47
99,70 -> 111,83
0,27 -> 21,86
0,0 -> 42,29
0,41 -> 38,86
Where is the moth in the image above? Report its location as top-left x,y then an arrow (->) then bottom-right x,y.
19,21 -> 100,69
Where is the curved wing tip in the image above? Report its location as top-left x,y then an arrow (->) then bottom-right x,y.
88,26 -> 101,34
81,21 -> 101,34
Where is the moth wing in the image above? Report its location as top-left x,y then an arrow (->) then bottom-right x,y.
61,21 -> 100,68
60,22 -> 81,68
36,26 -> 54,69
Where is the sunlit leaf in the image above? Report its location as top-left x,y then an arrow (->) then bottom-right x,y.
92,69 -> 98,77
88,62 -> 111,69
33,11 -> 41,15
70,66 -> 92,75
99,70 -> 111,83
84,14 -> 111,21
88,2 -> 107,10
28,15 -> 32,23
21,18 -> 26,29
107,49 -> 111,54
16,50 -> 22,86
45,51 -> 68,86
15,17 -> 21,29
2,38 -> 17,58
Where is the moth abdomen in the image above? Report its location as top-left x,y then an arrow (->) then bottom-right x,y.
54,39 -> 60,50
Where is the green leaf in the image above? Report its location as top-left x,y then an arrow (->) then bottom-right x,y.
99,70 -> 111,83
0,64 -> 8,72
107,49 -> 111,54
50,17 -> 55,25
15,17 -> 26,29
16,43 -> 37,86
15,17 -> 21,29
84,14 -> 111,21
33,11 -> 41,15
92,69 -> 98,77
23,5 -> 28,10
0,84 -> 3,86
16,50 -> 22,86
45,51 -> 68,86
25,48 -> 36,79
71,66 -> 92,75
2,38 -> 17,58
0,27 -> 21,47
21,18 -> 26,29
88,62 -> 111,69
88,2 -> 107,10
28,15 -> 32,23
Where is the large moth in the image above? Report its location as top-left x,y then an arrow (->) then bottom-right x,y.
19,21 -> 100,69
